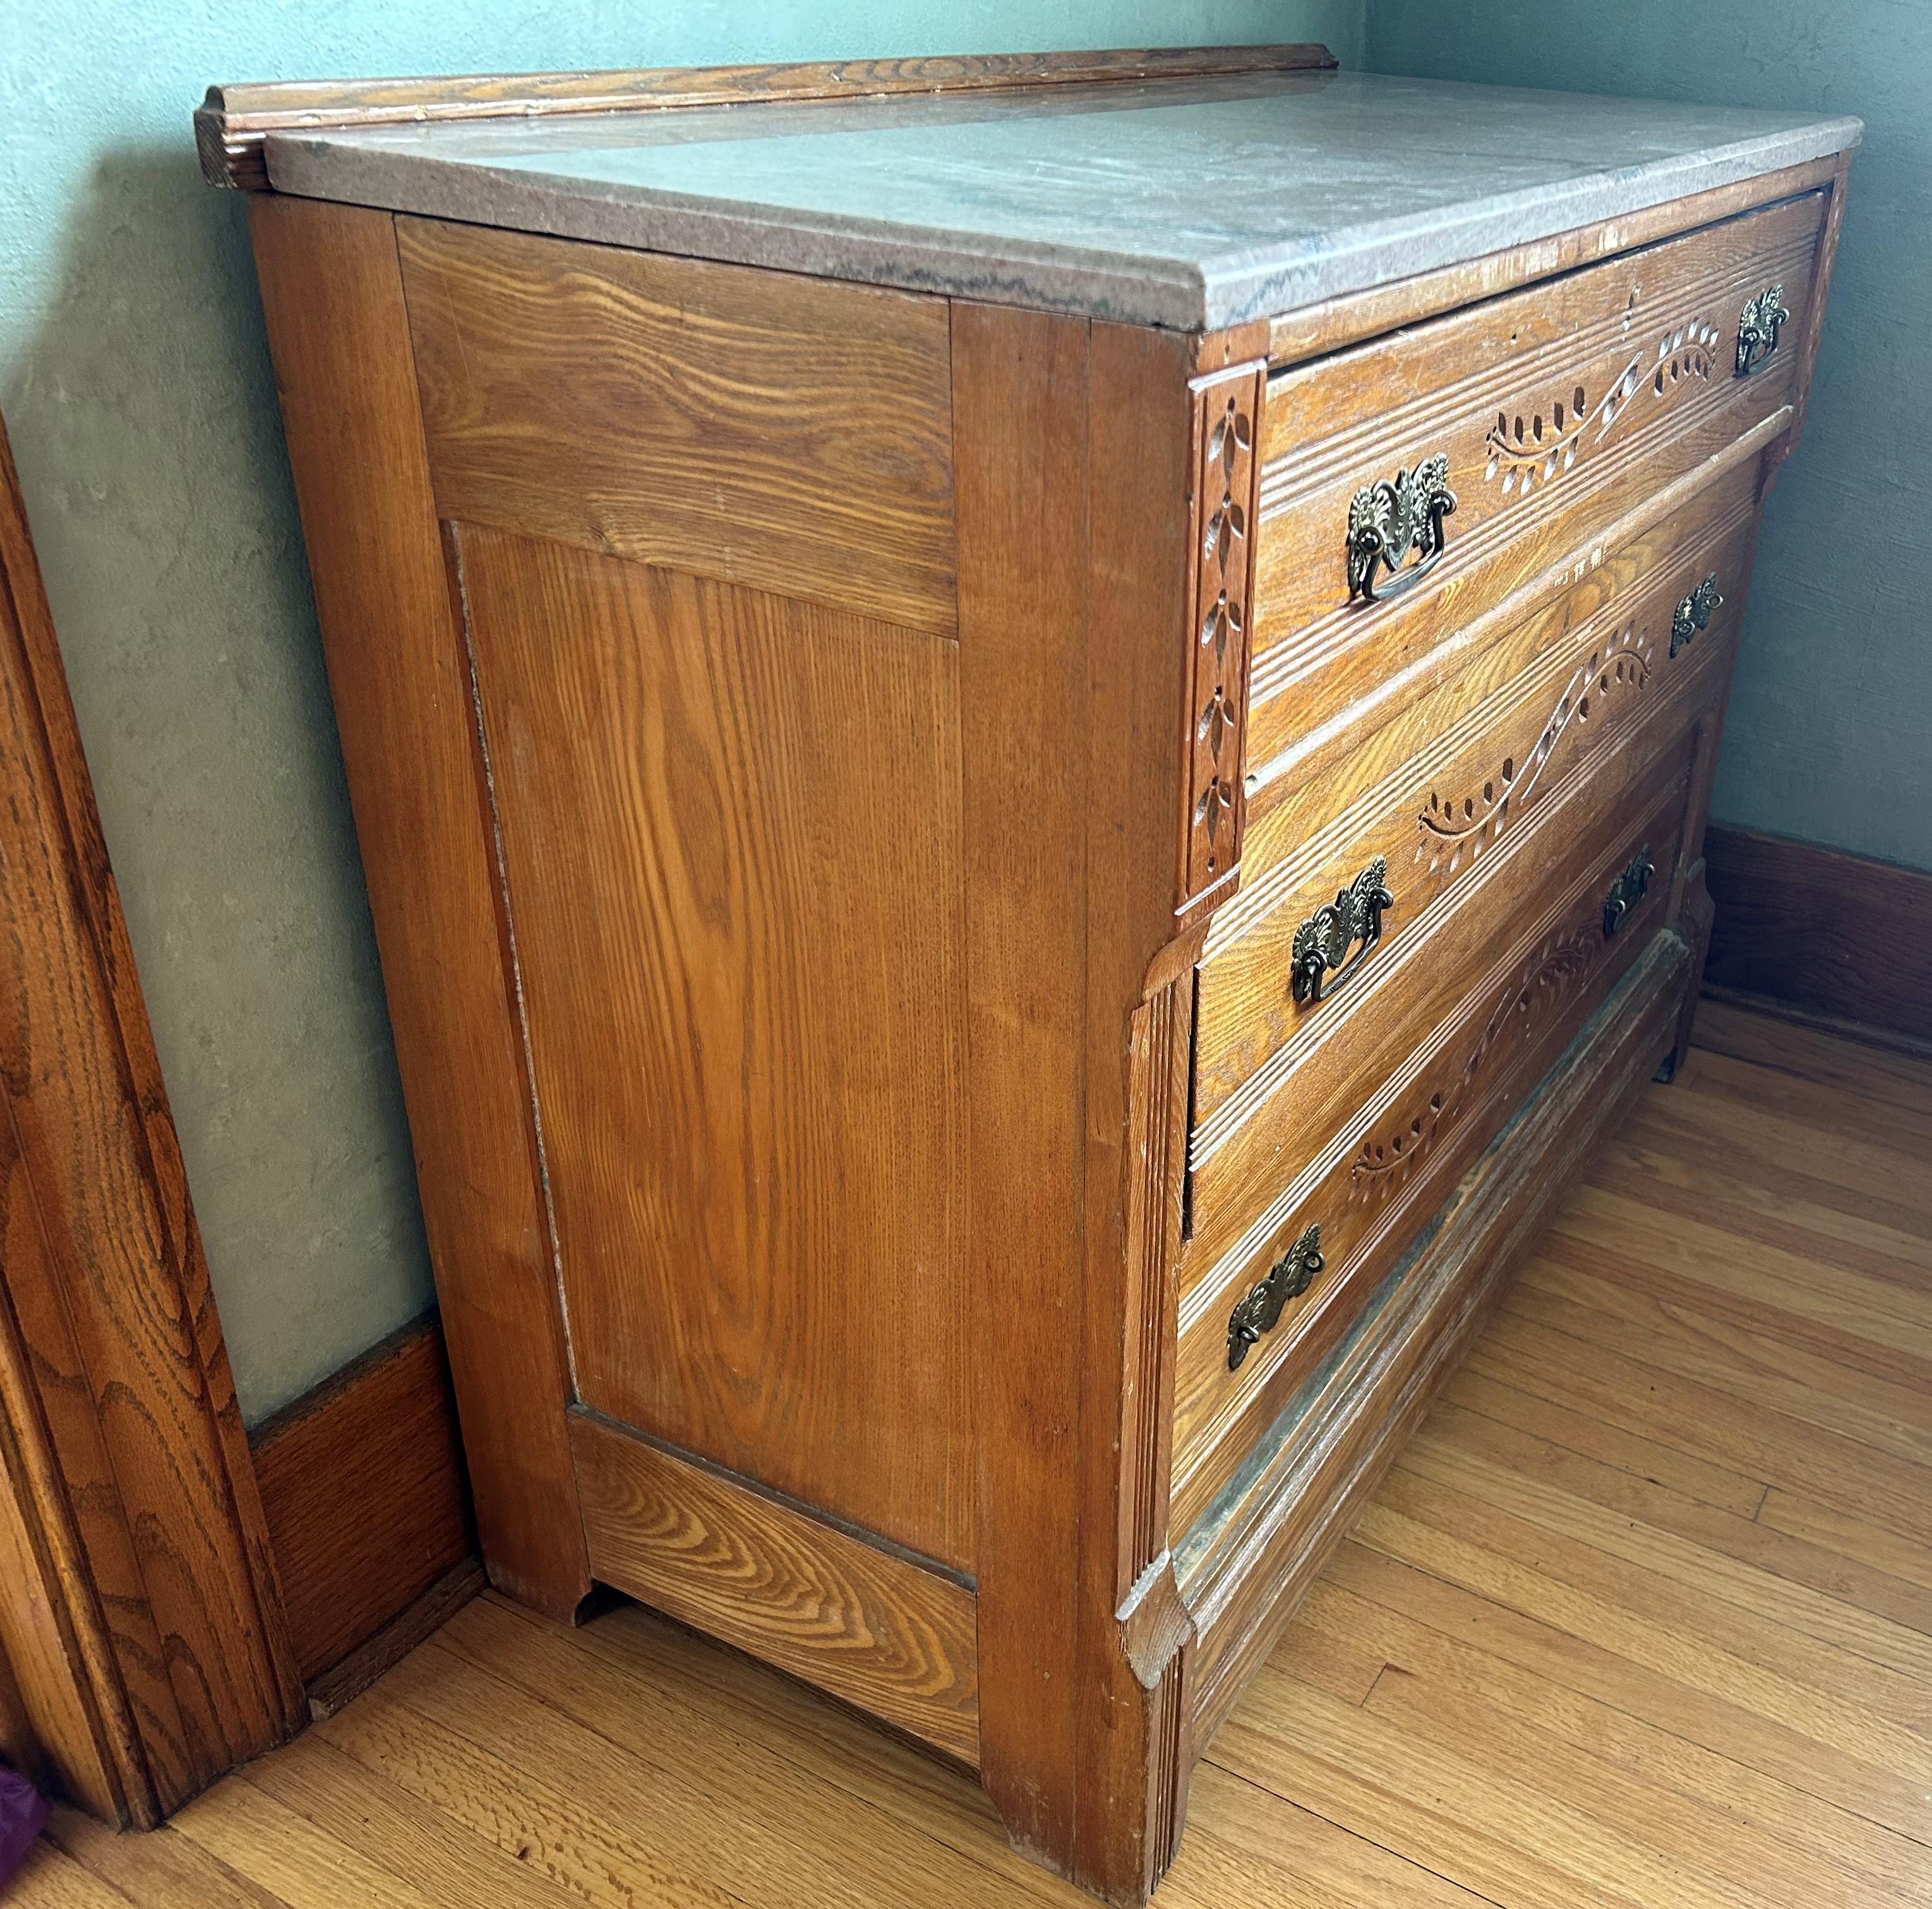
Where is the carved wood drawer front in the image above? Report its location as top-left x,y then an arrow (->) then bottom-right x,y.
1193,464 -> 1758,1132
1169,734 -> 1698,1535
1183,661 -> 1712,1295
1241,190 -> 1824,793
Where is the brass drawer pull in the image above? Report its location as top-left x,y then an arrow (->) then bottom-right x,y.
1228,1223 -> 1324,1370
1292,857 -> 1395,1006
1347,454 -> 1456,603
1671,572 -> 1723,658
1602,846 -> 1655,938
1735,284 -> 1790,378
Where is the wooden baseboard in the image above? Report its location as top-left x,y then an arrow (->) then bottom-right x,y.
305,1557 -> 486,1720
1703,824 -> 1932,1050
250,1313 -> 476,1683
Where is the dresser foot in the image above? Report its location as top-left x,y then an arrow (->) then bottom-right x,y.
986,1675 -> 1192,1907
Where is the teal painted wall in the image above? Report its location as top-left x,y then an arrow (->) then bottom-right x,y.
0,4 -> 1365,1423
1365,1 -> 1929,873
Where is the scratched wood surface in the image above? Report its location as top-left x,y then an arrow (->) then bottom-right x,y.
24,998 -> 1932,1908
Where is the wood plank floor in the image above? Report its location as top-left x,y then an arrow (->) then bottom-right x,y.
16,1000 -> 1932,1908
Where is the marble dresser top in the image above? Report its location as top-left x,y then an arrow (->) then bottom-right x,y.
263,70 -> 1861,330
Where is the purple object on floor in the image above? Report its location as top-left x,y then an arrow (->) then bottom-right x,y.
0,1764 -> 49,1882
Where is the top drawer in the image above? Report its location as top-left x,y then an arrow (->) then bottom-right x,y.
1242,190 -> 1826,778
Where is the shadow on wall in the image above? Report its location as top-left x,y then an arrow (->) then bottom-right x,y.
8,141 -> 435,1420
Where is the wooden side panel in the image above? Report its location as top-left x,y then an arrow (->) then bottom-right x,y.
251,1315 -> 475,1682
570,1411 -> 979,1764
956,302 -> 1092,1865
247,196 -> 589,1619
0,411 -> 302,1812
455,526 -> 971,1571
398,218 -> 957,635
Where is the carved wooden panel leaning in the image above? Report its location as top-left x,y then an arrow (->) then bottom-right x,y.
220,55 -> 1856,1905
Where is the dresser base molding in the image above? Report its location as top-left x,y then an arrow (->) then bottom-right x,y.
1175,931 -> 1689,1752
569,1411 -> 981,1766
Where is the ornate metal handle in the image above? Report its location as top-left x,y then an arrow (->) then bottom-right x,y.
1735,284 -> 1789,378
1602,846 -> 1655,938
1228,1223 -> 1324,1370
1292,858 -> 1395,1005
1347,454 -> 1456,603
1671,573 -> 1723,658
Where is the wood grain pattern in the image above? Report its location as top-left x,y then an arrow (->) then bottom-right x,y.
956,304 -> 1204,1900
455,524 -> 971,1567
0,1087 -> 142,1822
304,1559 -> 485,1724
229,114 -> 1854,1903
249,1315 -> 475,1684
0,406 -> 301,1817
25,1002 -> 1930,1909
1245,193 -> 1825,786
198,44 -> 1340,191
570,1410 -> 978,1763
247,196 -> 589,1620
1237,406 -> 1787,923
398,217 -> 957,635
1703,825 -> 1932,1050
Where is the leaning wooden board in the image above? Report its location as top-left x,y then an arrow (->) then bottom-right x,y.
203,50 -> 1858,1903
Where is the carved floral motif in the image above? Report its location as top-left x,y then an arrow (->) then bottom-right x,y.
1418,625 -> 1655,878
1182,364 -> 1267,903
1484,317 -> 1720,497
1348,924 -> 1599,1206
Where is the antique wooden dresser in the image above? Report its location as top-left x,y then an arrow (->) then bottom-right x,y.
200,49 -> 1856,1900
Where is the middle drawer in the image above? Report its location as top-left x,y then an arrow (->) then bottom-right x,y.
1192,464 -> 1756,1154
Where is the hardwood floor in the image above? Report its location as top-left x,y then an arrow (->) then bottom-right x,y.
16,998 -> 1932,1908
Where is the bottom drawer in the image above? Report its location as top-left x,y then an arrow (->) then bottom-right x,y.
1170,724 -> 1701,1531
